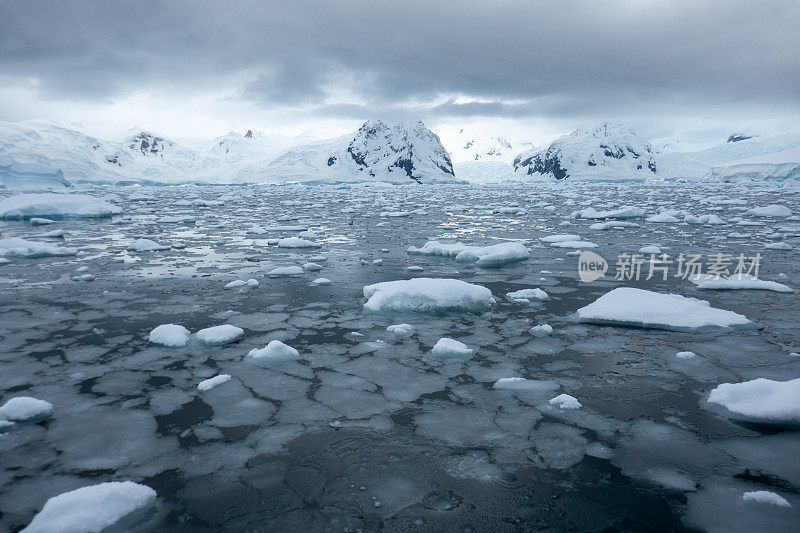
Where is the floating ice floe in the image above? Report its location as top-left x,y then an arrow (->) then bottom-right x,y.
493,377 -> 560,395
639,245 -> 662,254
267,266 -> 304,276
676,351 -> 696,359
690,273 -> 793,293
277,236 -> 320,248
408,240 -> 529,268
0,193 -> 122,220
549,394 -> 582,409
429,338 -> 473,357
197,374 -> 232,392
0,237 -> 76,258
742,491 -> 792,507
303,262 -> 324,271
764,242 -> 793,250
575,287 -> 750,330
589,221 -> 639,230
0,396 -> 53,422
247,340 -> 300,363
707,377 -> 800,425
311,277 -> 331,285
196,325 -> 244,344
572,206 -> 645,219
539,234 -> 580,243
748,204 -> 792,217
550,240 -> 598,249
530,324 -> 554,337
29,217 -> 56,225
127,238 -> 169,252
386,323 -> 415,337
363,278 -> 494,313
506,288 -> 549,302
407,240 -> 468,257
224,279 -> 259,289
157,215 -> 194,224
23,481 -> 156,533
684,214 -> 724,225
646,212 -> 680,223
455,242 -> 529,268
148,324 -> 190,347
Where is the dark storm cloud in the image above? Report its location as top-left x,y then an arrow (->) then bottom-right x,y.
1,0 -> 798,120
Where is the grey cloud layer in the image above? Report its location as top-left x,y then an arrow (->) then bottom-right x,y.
1,0 -> 798,120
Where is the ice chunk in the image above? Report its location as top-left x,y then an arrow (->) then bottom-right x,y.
452,242 -> 529,267
676,351 -> 696,359
539,234 -> 580,243
0,237 -> 77,258
0,193 -> 122,219
748,204 -> 792,217
196,325 -> 244,344
386,323 -> 415,337
303,262 -> 324,271
363,278 -> 494,313
765,242 -> 793,250
742,491 -> 791,507
267,266 -> 304,276
646,213 -> 679,223
639,245 -> 661,254
409,240 -> 529,268
148,324 -> 190,347
127,238 -> 169,251
691,273 -> 793,293
277,236 -> 320,248
22,481 -> 156,533
572,206 -> 645,219
197,374 -> 232,392
506,288 -> 549,301
707,377 -> 800,424
224,279 -> 259,289
247,340 -> 300,363
0,396 -> 53,421
550,240 -> 598,249
430,338 -> 473,357
311,277 -> 331,285
530,324 -> 553,337
29,217 -> 56,225
407,240 -> 470,257
575,287 -> 750,330
493,377 -> 560,396
548,394 -> 582,409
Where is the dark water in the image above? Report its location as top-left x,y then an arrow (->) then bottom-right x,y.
1,182 -> 798,531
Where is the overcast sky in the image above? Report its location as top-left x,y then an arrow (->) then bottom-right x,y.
1,0 -> 798,148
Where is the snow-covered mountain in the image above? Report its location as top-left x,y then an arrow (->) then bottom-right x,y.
0,119 -> 457,186
262,120 -> 459,184
512,123 -> 657,180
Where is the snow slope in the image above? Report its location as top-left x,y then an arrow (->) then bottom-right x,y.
513,123 -> 657,181
707,145 -> 800,182
658,133 -> 800,179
